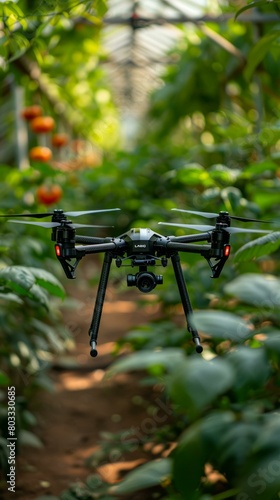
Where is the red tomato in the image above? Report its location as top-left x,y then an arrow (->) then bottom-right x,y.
52,133 -> 69,147
36,185 -> 62,206
30,116 -> 55,133
21,105 -> 42,121
29,146 -> 52,162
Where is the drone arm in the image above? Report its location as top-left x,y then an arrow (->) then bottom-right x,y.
171,252 -> 203,353
75,241 -> 117,256
88,251 -> 113,357
166,241 -> 211,254
169,232 -> 211,244
75,235 -> 108,244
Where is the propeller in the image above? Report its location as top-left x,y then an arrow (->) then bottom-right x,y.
158,222 -> 271,234
171,208 -> 271,223
9,220 -> 113,229
0,208 -> 121,219
64,208 -> 121,217
10,221 -> 60,228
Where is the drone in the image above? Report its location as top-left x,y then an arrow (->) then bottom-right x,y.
1,208 -> 271,357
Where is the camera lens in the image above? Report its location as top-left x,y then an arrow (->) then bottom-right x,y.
136,272 -> 156,293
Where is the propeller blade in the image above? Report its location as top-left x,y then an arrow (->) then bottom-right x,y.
9,220 -> 60,228
225,227 -> 271,234
9,220 -> 113,230
171,208 -> 217,218
64,208 -> 121,217
230,215 -> 271,223
0,208 -> 121,219
159,222 -> 271,235
0,212 -> 53,219
158,222 -> 215,232
171,208 -> 271,223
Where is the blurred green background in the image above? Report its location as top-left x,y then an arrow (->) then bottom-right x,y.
1,1 -> 280,499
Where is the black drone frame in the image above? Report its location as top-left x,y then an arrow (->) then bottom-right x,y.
52,210 -> 234,357
5,208 -> 270,357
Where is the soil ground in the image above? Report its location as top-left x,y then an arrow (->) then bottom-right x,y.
2,261 -> 167,500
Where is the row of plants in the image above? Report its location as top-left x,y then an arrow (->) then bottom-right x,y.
0,162 -> 77,487
0,2 -> 123,488
1,0 -> 280,499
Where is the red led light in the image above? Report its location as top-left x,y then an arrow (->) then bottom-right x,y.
55,244 -> 61,257
224,245 -> 231,257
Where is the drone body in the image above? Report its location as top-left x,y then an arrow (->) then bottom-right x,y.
2,208 -> 270,358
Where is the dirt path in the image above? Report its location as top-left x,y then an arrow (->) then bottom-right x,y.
5,272 -> 163,500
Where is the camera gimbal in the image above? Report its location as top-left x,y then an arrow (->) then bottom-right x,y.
3,208 -> 270,358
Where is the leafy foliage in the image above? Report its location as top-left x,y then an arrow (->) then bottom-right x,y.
189,310 -> 253,342
109,458 -> 172,496
0,265 -> 65,306
234,232 -> 280,262
2,0 -> 280,499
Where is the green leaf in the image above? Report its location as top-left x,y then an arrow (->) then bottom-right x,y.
173,411 -> 235,498
173,424 -> 205,499
244,29 -> 280,81
235,1 -> 278,20
28,267 -> 65,299
209,164 -> 240,185
109,458 -> 171,495
19,429 -> 43,448
31,319 -> 65,352
8,33 -> 30,62
239,414 -> 280,500
0,266 -> 63,307
0,292 -> 23,304
226,347 -> 270,394
234,232 -> 280,262
176,163 -> 214,187
242,159 -> 278,176
216,421 -> 260,479
262,331 -> 280,353
0,370 -> 10,386
221,186 -> 242,213
189,310 -> 252,342
26,283 -> 49,309
168,357 -> 235,416
259,126 -> 280,147
96,0 -> 108,17
224,273 -> 280,308
4,1 -> 27,29
106,348 -> 185,378
252,413 -> 280,454
0,266 -> 35,295
21,409 -> 37,427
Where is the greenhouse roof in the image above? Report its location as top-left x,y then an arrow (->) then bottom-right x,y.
101,0 -> 208,114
